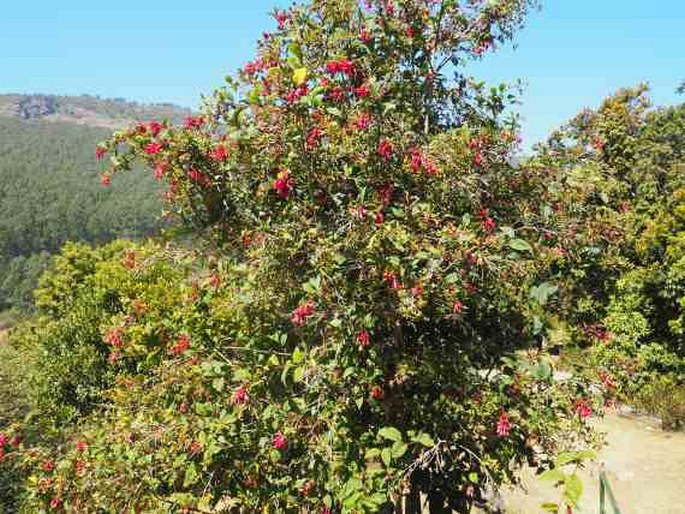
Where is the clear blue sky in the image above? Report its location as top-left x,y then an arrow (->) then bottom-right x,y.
1,1 -> 683,147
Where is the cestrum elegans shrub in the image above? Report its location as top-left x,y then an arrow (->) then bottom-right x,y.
17,1 -> 602,512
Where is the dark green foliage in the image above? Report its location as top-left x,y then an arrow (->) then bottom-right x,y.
0,115 -> 164,309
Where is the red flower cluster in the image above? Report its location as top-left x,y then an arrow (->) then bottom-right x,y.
383,271 -> 402,290
272,432 -> 288,450
183,116 -> 205,130
354,112 -> 373,131
287,84 -> 308,104
104,327 -> 124,349
325,58 -> 356,76
42,460 -> 55,473
356,330 -> 371,348
95,146 -> 107,160
291,300 -> 316,326
75,440 -> 88,453
170,335 -> 191,356
188,168 -> 211,186
575,399 -> 592,419
273,170 -> 294,199
211,144 -> 229,162
306,127 -> 325,149
408,148 -> 438,175
274,10 -> 289,30
100,174 -> 111,187
145,142 -> 164,155
354,83 -> 370,98
378,138 -> 395,161
377,183 -> 394,206
231,385 -> 249,405
153,160 -> 169,180
496,411 -> 511,437
370,385 -> 384,400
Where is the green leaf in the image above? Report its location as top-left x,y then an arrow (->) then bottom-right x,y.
293,366 -> 305,383
292,347 -> 304,364
378,426 -> 403,442
508,238 -> 533,253
539,468 -> 565,484
183,463 -> 197,488
530,282 -> 559,306
541,502 -> 559,513
380,447 -> 392,467
412,433 -> 435,447
212,377 -> 225,392
564,473 -> 583,507
391,441 -> 408,459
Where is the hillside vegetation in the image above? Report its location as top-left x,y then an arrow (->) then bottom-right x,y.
0,95 -> 190,310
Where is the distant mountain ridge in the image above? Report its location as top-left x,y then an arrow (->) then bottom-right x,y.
0,93 -> 193,130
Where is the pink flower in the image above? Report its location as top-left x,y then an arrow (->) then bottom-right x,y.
377,183 -> 394,205
49,497 -> 62,510
272,432 -> 288,450
100,174 -> 111,187
104,327 -> 124,349
170,335 -> 191,356
496,411 -> 511,437
383,271 -> 402,290
482,217 -> 496,232
232,385 -> 249,405
149,120 -> 163,137
183,116 -> 205,130
409,148 -> 423,173
74,459 -> 86,476
75,440 -> 88,453
327,86 -> 346,103
370,385 -> 384,400
576,400 -> 592,419
273,170 -> 294,199
274,10 -> 289,29
42,460 -> 55,473
452,300 -> 464,314
153,161 -> 169,180
473,152 -> 483,167
354,83 -> 370,98
189,440 -> 203,456
0,433 -> 8,447
356,330 -> 370,348
291,301 -> 316,326
95,146 -> 107,160
211,144 -> 229,162
354,111 -> 372,131
145,142 -> 164,155
325,58 -> 356,76
374,211 -> 385,226
378,138 -> 394,161
306,127 -> 324,149
188,168 -> 209,186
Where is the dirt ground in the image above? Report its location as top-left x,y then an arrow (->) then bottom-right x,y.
504,410 -> 685,513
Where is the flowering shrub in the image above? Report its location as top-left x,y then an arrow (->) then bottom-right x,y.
1,1 -> 609,512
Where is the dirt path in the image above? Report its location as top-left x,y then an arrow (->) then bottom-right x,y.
504,411 -> 685,513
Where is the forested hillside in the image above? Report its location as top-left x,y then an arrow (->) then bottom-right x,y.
0,95 -> 190,310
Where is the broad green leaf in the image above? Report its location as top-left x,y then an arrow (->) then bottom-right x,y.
412,433 -> 435,447
380,447 -> 392,467
564,473 -> 583,507
509,238 -> 533,253
391,441 -> 408,459
539,468 -> 565,483
378,426 -> 403,442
